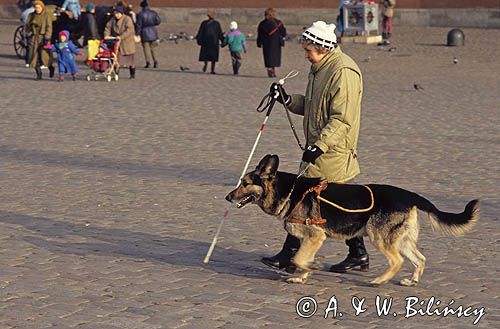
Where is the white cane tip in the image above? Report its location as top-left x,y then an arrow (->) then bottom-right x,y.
278,79 -> 285,85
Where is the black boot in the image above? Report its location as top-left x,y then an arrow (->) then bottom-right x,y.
129,67 -> 135,79
261,234 -> 300,273
49,65 -> 55,78
210,61 -> 216,74
329,237 -> 369,273
144,62 -> 150,69
34,67 -> 42,80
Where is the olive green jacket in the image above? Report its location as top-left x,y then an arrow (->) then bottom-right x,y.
288,47 -> 363,183
26,10 -> 53,68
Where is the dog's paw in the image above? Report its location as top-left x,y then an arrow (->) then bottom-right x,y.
400,278 -> 418,287
286,277 -> 307,284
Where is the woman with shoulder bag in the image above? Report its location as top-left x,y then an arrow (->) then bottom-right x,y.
257,8 -> 287,77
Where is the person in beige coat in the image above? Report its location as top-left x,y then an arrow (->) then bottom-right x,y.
262,21 -> 368,274
105,5 -> 136,78
380,0 -> 396,45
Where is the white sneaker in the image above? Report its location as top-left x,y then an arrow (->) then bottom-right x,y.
40,65 -> 47,69
25,64 -> 29,67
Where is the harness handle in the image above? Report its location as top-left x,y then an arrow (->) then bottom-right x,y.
317,185 -> 375,213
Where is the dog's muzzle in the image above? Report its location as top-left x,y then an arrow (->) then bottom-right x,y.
225,193 -> 256,209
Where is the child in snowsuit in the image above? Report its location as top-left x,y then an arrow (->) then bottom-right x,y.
50,30 -> 83,80
223,21 -> 247,75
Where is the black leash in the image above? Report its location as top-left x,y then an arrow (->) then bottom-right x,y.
256,81 -> 305,151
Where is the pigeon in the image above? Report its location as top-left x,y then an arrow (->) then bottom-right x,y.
414,84 -> 424,91
453,57 -> 459,64
180,65 -> 190,71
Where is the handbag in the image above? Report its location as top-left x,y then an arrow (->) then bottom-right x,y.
134,35 -> 141,43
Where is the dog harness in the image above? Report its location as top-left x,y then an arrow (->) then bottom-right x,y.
285,182 -> 374,226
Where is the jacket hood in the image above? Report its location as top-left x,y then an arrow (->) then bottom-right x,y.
59,30 -> 70,39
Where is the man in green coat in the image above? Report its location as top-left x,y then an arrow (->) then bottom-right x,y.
262,21 -> 369,274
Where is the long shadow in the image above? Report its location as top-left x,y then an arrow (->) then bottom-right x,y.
415,43 -> 448,47
0,53 -> 21,60
146,68 -> 271,79
0,210 -> 278,280
0,75 -> 38,81
0,145 -> 237,185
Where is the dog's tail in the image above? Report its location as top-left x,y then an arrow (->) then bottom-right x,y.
413,194 -> 479,235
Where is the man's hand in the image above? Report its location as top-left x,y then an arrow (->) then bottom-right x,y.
270,83 -> 291,105
302,145 -> 324,164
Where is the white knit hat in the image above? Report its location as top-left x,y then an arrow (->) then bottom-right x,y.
229,21 -> 238,30
302,21 -> 337,49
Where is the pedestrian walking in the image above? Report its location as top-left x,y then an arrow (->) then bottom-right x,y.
195,9 -> 224,74
262,21 -> 368,274
136,0 -> 161,68
49,30 -> 83,81
25,0 -> 55,80
257,8 -> 286,78
104,5 -> 137,79
82,3 -> 98,46
379,0 -> 396,45
222,21 -> 247,75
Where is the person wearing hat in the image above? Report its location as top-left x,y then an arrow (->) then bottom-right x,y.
257,8 -> 286,78
222,21 -> 247,75
136,0 -> 161,68
25,0 -> 55,80
82,3 -> 98,47
195,9 -> 224,74
49,30 -> 83,81
261,21 -> 368,274
104,5 -> 137,79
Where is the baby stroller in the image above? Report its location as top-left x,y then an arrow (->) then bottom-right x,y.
86,38 -> 120,82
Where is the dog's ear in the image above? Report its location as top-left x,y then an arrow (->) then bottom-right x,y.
256,154 -> 279,179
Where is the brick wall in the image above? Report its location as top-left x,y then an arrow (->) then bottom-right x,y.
1,0 -> 499,8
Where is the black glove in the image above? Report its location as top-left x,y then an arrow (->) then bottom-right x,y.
270,83 -> 291,105
302,145 -> 324,164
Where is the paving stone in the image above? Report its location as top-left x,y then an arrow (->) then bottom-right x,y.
0,21 -> 498,329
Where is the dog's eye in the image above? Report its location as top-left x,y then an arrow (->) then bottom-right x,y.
241,181 -> 248,187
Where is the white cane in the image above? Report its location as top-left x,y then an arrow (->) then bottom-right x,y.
203,71 -> 299,264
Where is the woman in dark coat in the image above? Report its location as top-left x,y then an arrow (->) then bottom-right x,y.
195,9 -> 224,74
257,8 -> 287,77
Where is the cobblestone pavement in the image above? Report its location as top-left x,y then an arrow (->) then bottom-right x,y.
0,19 -> 499,328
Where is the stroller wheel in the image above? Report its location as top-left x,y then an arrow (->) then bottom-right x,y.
106,75 -> 112,82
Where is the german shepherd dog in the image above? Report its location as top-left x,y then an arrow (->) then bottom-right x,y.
225,155 -> 479,286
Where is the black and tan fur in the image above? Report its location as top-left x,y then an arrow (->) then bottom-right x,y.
225,155 -> 479,286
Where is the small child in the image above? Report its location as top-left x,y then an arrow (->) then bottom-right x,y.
50,30 -> 83,81
223,21 -> 247,75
